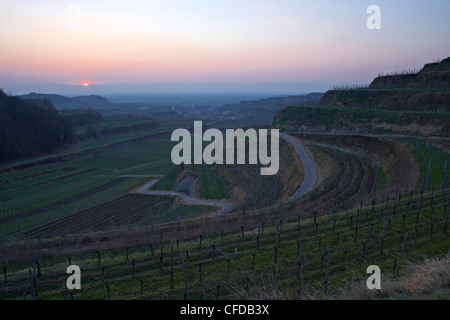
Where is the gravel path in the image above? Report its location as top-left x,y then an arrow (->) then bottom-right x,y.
135,180 -> 233,216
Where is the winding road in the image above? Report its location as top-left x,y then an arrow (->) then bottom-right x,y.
134,133 -> 317,216
135,179 -> 233,216
280,133 -> 318,202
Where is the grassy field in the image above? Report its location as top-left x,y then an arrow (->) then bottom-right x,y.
103,115 -> 153,128
149,166 -> 181,191
0,119 -> 275,243
188,165 -> 229,200
398,137 -> 450,193
149,163 -> 230,200
0,119 -> 192,242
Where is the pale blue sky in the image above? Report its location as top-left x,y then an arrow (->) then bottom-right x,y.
0,0 -> 449,94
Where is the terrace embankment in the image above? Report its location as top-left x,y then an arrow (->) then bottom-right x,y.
293,134 -> 420,200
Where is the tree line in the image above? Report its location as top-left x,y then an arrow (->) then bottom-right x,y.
0,89 -> 75,162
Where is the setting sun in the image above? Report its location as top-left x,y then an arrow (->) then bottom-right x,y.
83,82 -> 89,86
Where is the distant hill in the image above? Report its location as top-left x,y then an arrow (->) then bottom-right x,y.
319,57 -> 450,112
19,93 -> 74,106
17,93 -> 185,119
19,93 -> 112,109
217,93 -> 324,120
72,95 -> 111,104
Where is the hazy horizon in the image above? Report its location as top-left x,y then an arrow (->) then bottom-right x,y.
3,81 -> 331,97
1,0 -> 449,96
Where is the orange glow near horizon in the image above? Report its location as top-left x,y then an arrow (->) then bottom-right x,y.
0,1 -> 448,92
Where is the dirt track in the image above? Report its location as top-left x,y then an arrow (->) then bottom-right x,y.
135,179 -> 233,216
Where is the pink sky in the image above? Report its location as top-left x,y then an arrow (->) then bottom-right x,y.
0,0 -> 449,94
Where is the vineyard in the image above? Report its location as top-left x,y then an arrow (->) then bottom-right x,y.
22,194 -> 171,239
0,182 -> 447,300
0,116 -> 449,300
274,105 -> 450,138
1,8 -> 449,304
149,163 -> 230,200
400,137 -> 450,193
187,165 -> 229,200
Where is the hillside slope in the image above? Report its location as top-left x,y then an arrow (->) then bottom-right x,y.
319,90 -> 450,112
275,57 -> 450,136
319,57 -> 450,112
218,93 -> 323,121
20,93 -> 113,109
370,56 -> 450,90
273,105 -> 450,137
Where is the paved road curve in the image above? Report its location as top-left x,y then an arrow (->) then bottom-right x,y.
280,133 -> 318,202
135,132 -> 317,215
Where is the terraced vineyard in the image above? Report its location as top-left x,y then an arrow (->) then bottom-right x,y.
0,185 -> 447,300
19,193 -> 215,240
0,127 -> 192,242
284,146 -> 384,222
149,165 -> 181,192
0,176 -> 156,240
0,117 -> 448,300
22,194 -> 173,239
399,137 -> 450,193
